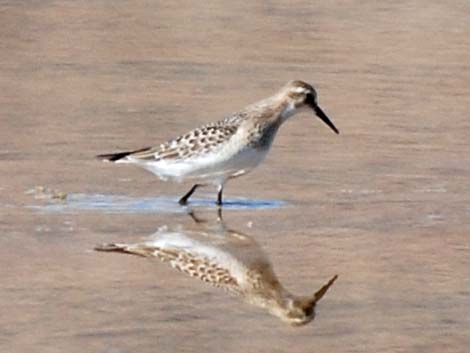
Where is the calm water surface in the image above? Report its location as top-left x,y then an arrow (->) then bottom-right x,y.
1,1 -> 470,352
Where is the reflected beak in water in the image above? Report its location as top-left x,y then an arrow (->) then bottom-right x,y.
312,274 -> 338,304
306,94 -> 339,134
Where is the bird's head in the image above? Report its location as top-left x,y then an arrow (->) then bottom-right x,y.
272,274 -> 338,326
278,80 -> 339,134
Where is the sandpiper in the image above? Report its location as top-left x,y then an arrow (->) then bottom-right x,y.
97,80 -> 339,205
95,213 -> 338,325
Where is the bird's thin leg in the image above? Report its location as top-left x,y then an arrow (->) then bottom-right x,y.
179,184 -> 200,205
216,184 -> 224,206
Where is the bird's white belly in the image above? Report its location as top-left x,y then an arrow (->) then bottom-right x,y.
215,146 -> 268,177
139,144 -> 268,183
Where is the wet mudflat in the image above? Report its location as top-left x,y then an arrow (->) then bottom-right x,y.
1,1 -> 470,352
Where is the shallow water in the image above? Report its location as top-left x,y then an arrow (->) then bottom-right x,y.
28,193 -> 286,214
1,1 -> 470,352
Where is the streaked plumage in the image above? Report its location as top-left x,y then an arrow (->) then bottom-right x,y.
97,80 -> 339,205
95,214 -> 338,326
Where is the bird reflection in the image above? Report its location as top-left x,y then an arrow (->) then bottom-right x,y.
95,210 -> 337,326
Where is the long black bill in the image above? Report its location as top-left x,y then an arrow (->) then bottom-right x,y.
313,104 -> 339,134
306,94 -> 339,134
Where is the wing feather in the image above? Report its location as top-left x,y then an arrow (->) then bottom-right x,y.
127,120 -> 240,162
95,242 -> 239,292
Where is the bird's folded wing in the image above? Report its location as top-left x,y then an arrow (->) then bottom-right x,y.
127,122 -> 239,162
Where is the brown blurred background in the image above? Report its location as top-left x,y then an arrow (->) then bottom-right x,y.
1,1 -> 469,352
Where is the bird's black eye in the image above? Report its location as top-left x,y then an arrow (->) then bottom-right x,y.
304,306 -> 314,316
305,93 -> 315,105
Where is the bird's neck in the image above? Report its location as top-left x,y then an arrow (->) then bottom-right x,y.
243,96 -> 291,126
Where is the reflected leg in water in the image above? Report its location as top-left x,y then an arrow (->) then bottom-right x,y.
187,206 -> 223,224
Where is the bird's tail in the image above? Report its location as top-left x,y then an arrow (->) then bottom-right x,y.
96,146 -> 151,162
94,243 -> 130,253
95,242 -> 154,257
96,151 -> 133,162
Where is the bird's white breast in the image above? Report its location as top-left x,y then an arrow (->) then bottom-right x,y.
137,127 -> 270,183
